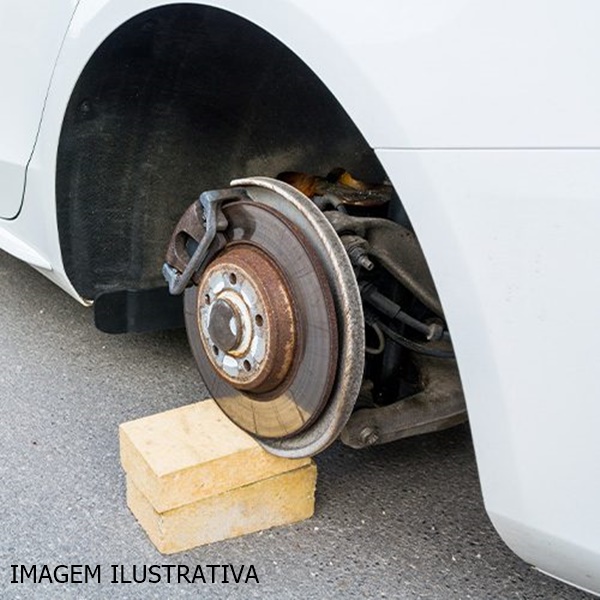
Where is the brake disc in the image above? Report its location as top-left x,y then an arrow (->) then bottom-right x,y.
182,177 -> 364,457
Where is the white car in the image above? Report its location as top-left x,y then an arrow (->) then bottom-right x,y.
2,1 -> 599,595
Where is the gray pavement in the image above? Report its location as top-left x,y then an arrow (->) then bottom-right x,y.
0,249 -> 592,600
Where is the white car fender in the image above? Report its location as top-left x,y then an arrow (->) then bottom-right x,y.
378,147 -> 600,595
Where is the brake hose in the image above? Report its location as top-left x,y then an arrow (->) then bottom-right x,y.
372,318 -> 455,359
360,282 -> 450,342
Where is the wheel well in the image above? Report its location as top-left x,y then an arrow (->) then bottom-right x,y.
56,3 -> 385,302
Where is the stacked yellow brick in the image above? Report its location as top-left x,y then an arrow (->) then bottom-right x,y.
120,400 -> 317,554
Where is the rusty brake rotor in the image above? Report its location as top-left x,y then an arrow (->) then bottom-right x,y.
186,200 -> 338,439
169,177 -> 364,457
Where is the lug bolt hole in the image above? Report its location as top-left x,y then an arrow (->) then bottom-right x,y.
204,294 -> 211,305
212,345 -> 219,356
229,273 -> 237,285
255,314 -> 264,327
243,360 -> 251,372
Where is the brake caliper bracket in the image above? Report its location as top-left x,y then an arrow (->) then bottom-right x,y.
162,187 -> 248,295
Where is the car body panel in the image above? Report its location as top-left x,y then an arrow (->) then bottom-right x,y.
0,1 -> 599,593
377,147 -> 600,595
0,0 -> 78,219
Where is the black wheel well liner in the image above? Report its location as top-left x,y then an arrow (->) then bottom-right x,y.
56,3 -> 386,307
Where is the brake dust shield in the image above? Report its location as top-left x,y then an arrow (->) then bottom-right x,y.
180,178 -> 364,457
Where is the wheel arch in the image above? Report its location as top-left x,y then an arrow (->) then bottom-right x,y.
55,3 -> 386,305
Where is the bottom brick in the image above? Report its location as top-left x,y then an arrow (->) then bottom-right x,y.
126,463 -> 317,554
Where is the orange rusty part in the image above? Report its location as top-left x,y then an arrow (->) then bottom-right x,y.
278,169 -> 391,207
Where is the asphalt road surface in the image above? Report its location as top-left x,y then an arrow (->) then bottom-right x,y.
0,249 -> 593,600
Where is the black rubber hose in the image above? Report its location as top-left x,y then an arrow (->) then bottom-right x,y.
360,282 -> 447,341
374,319 -> 455,359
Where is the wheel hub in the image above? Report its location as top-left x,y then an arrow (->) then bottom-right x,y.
198,243 -> 297,393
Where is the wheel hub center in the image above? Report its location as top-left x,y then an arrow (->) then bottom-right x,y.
207,298 -> 242,353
